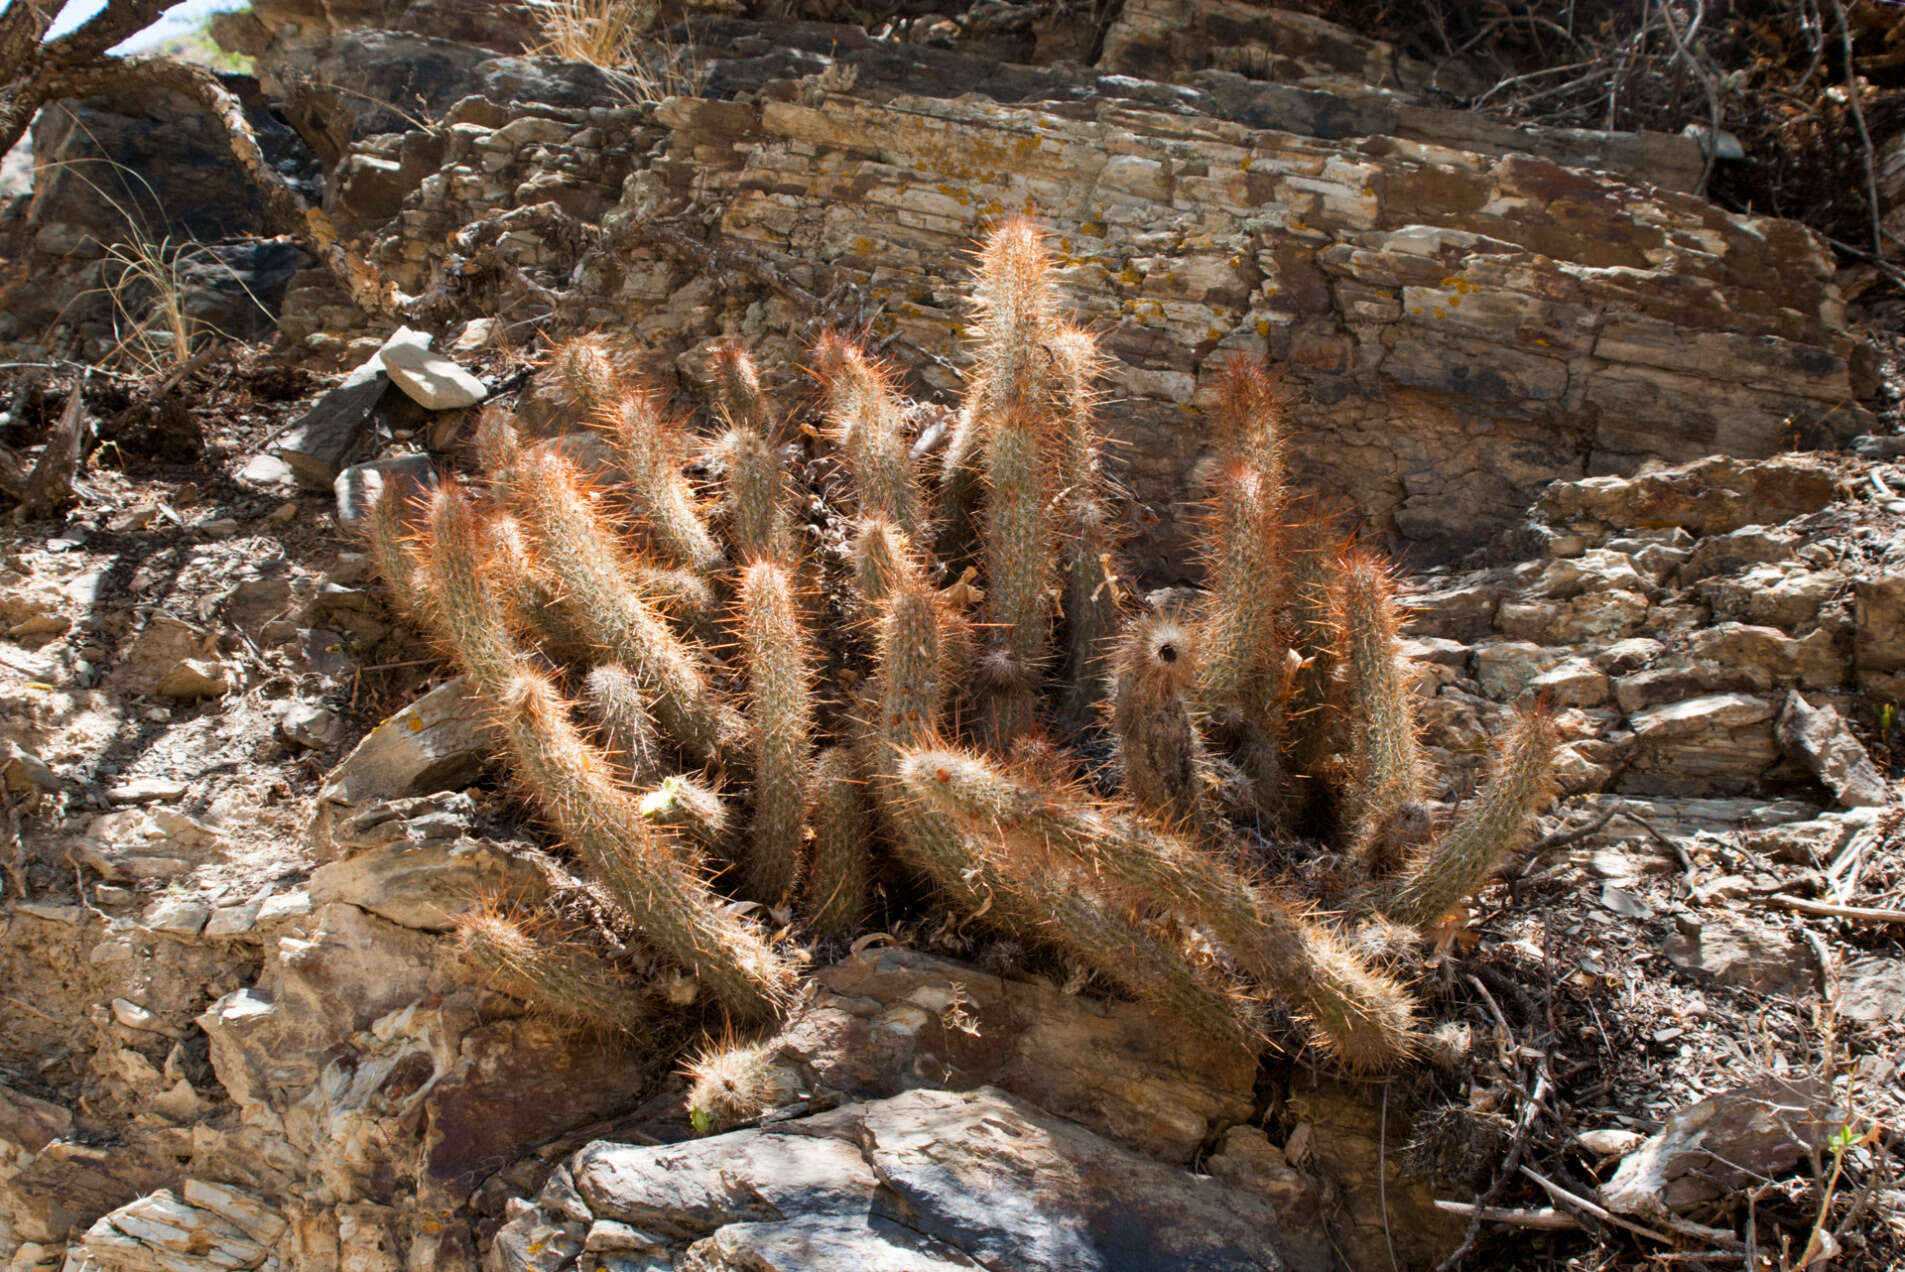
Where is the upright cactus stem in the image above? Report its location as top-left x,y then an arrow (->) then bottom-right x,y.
968,215 -> 1058,416
1050,324 -> 1122,725
815,334 -> 925,533
807,747 -> 871,937
606,389 -> 725,575
737,561 -> 815,904
1336,549 -> 1430,883
709,342 -> 767,437
1109,611 -> 1210,831
537,333 -> 636,420
582,664 -> 667,787
720,427 -> 787,564
849,516 -> 909,607
1380,705 -> 1561,928
978,404 -> 1059,748
367,485 -> 427,621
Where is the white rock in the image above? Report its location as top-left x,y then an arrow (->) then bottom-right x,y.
142,896 -> 211,936
378,327 -> 487,410
254,890 -> 313,922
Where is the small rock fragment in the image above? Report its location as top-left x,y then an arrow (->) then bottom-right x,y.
142,896 -> 211,936
334,453 -> 437,529
106,778 -> 189,805
280,701 -> 343,750
154,659 -> 231,700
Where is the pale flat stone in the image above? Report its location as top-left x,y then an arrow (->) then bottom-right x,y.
378,326 -> 487,410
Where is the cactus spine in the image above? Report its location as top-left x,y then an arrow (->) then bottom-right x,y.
606,389 -> 725,575
1380,705 -> 1560,927
737,560 -> 815,904
1336,549 -> 1429,882
455,908 -> 650,1033
900,747 -> 1416,1069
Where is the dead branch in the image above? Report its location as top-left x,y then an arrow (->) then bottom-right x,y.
1764,893 -> 1905,925
2,371 -> 90,517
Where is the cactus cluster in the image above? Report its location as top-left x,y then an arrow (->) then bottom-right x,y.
374,216 -> 1560,1075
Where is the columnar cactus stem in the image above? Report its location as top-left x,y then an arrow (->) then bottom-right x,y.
1109,612 -> 1210,830
978,404 -> 1059,747
606,388 -> 725,575
807,746 -> 871,937
709,342 -> 766,437
455,907 -> 650,1033
720,427 -> 787,564
815,334 -> 925,533
737,560 -> 815,904
1336,549 -> 1429,883
368,485 -> 427,621
969,216 -> 1057,417
1050,325 -> 1122,725
539,334 -> 636,420
497,671 -> 790,1019
635,772 -> 732,856
505,446 -> 743,763
900,747 -> 1417,1069
849,516 -> 909,607
1380,705 -> 1560,928
582,664 -> 667,786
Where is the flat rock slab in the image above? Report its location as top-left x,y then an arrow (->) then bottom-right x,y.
1601,1077 -> 1841,1221
1662,914 -> 1816,996
275,352 -> 391,490
313,677 -> 498,852
380,326 -> 487,410
1776,690 -> 1894,808
506,1087 -> 1304,1272
772,947 -> 1256,1163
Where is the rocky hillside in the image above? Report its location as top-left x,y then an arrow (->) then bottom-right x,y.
1,3 -> 1901,1271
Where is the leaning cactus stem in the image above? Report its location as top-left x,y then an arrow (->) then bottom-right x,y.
505,446 -> 743,763
1336,548 -> 1429,883
455,906 -> 650,1034
900,746 -> 1416,1070
499,670 -> 791,1019
815,333 -> 925,532
605,388 -> 725,575
1380,705 -> 1561,928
